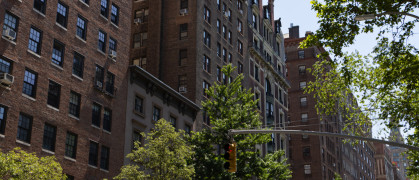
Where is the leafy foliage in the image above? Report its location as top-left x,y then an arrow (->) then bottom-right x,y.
190,64 -> 292,179
0,148 -> 66,180
115,119 -> 194,180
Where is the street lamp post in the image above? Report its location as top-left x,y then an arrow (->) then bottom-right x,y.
355,12 -> 419,21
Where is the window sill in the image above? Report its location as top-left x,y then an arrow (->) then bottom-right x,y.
51,62 -> 64,71
0,134 -> 4,138
91,125 -> 101,130
72,74 -> 84,81
103,130 -> 111,134
1,36 -> 17,45
78,0 -> 89,7
42,149 -> 55,155
75,35 -> 87,44
100,168 -> 109,173
111,22 -> 119,29
16,140 -> 31,147
22,94 -> 36,101
88,165 -> 98,169
68,114 -> 80,121
133,110 -> 145,118
27,49 -> 41,58
33,8 -> 46,17
55,22 -> 68,31
47,105 -> 60,111
100,14 -> 108,21
97,49 -> 107,56
64,156 -> 76,162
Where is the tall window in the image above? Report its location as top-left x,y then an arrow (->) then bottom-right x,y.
42,123 -> 57,151
23,69 -> 37,98
237,40 -> 243,55
299,65 -> 306,75
299,81 -> 306,90
238,62 -> 243,74
216,43 -> 221,57
105,72 -> 115,95
100,146 -> 110,170
95,65 -> 104,88
109,37 -> 117,52
303,146 -> 311,157
100,0 -> 109,17
88,141 -> 99,166
301,113 -> 308,122
254,65 -> 259,81
3,12 -> 19,41
47,80 -> 61,108
110,4 -> 119,25
17,113 -> 32,143
0,56 -> 12,73
203,30 -> 211,47
92,103 -> 101,127
203,55 -> 210,73
56,2 -> 68,28
169,116 -> 176,128
69,91 -> 81,118
80,0 -> 89,4
222,48 -> 227,62
252,14 -> 257,30
28,27 -> 42,54
52,40 -> 65,66
132,131 -> 142,150
179,49 -> 187,66
238,20 -> 243,34
298,50 -> 305,59
72,52 -> 84,78
180,0 -> 188,9
98,30 -> 106,52
152,106 -> 160,121
0,105 -> 7,135
134,96 -> 143,113
216,66 -> 221,82
184,124 -> 191,134
76,16 -> 87,40
180,23 -> 188,39
228,31 -> 232,44
216,0 -> 220,10
300,97 -> 307,107
103,108 -> 112,132
34,0 -> 47,14
203,81 -> 210,98
204,6 -> 211,24
178,75 -> 187,91
65,132 -> 77,159
222,25 -> 226,39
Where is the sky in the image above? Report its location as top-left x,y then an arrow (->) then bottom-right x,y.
270,0 -> 419,139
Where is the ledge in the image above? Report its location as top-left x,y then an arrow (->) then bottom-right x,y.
42,149 -> 55,155
72,74 -> 84,81
75,35 -> 87,43
68,114 -> 80,121
27,49 -> 41,59
16,140 -> 31,147
32,8 -> 46,17
47,105 -> 60,111
50,62 -> 64,71
22,94 -> 36,101
55,22 -> 68,31
64,156 -> 77,162
1,36 -> 17,45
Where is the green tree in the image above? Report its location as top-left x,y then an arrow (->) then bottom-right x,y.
190,64 -> 291,179
0,148 -> 66,179
115,119 -> 194,180
301,0 -> 419,177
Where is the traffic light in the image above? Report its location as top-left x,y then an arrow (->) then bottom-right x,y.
223,142 -> 237,172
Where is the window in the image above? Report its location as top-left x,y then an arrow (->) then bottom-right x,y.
298,65 -> 306,75
238,40 -> 243,55
100,0 -> 109,18
228,31 -> 232,44
105,72 -> 115,95
133,32 -> 147,48
254,65 -> 259,81
203,80 -> 210,98
42,123 -> 56,151
303,146 -> 311,157
47,80 -> 61,108
17,113 -> 32,143
92,103 -> 101,127
203,30 -> 211,47
134,96 -> 143,113
134,8 -> 149,23
185,124 -> 191,134
51,40 -> 65,66
67,175 -> 74,180
203,55 -> 210,73
238,62 -> 243,74
216,19 -> 221,34
228,53 -> 232,63
178,75 -> 187,90
179,49 -> 187,66
216,66 -> 221,82
204,6 -> 210,24
65,132 -> 77,159
203,111 -> 210,125
132,130 -> 142,149
95,65 -> 104,88
180,0 -> 188,9
222,25 -> 226,39
300,97 -> 307,107
238,20 -> 243,34
103,108 -> 112,132
299,81 -> 306,90
222,72 -> 227,84
222,48 -> 227,62
228,9 -> 232,21
301,113 -> 308,122
56,2 -> 68,28
76,16 -> 87,40
98,30 -> 106,52
252,13 -> 258,30
109,37 -> 117,52
0,105 -> 7,134
88,141 -> 98,166
298,50 -> 305,59
23,69 -> 37,98
3,12 -> 19,41
180,23 -> 188,39
100,146 -> 110,170
69,91 -> 81,117
237,1 -> 243,13
216,43 -> 221,57
110,4 -> 119,25
169,116 -> 176,128
34,0 -> 47,14
152,106 -> 161,121
0,56 -> 12,73
216,0 -> 220,10
255,92 -> 260,109
28,27 -> 42,54
80,0 -> 89,4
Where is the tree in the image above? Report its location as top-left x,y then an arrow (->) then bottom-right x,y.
189,64 -> 292,179
0,148 -> 66,179
301,0 -> 419,177
115,119 -> 194,180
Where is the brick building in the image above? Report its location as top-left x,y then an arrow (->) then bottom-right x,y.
0,0 -> 131,179
374,142 -> 395,180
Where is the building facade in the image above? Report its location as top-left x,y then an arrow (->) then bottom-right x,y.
374,142 -> 395,180
0,0 -> 131,179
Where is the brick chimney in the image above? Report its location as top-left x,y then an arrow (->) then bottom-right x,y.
288,24 -> 299,39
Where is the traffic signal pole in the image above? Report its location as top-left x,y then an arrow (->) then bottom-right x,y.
228,129 -> 419,151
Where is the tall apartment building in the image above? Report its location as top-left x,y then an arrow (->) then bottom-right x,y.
285,25 -> 375,180
0,0 -> 131,179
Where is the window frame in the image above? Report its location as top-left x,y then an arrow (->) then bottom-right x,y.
47,80 -> 61,109
65,131 -> 78,159
95,65 -> 105,89
92,103 -> 102,127
56,1 -> 68,28
98,30 -> 107,52
2,12 -> 19,41
28,27 -> 42,54
88,141 -> 99,166
34,0 -> 47,14
152,106 -> 161,122
134,96 -> 144,114
105,71 -> 115,95
23,69 -> 37,98
103,108 -> 112,132
100,0 -> 109,18
0,56 -> 12,73
110,3 -> 119,25
51,39 -> 65,67
42,123 -> 57,152
76,16 -> 87,40
0,105 -> 7,135
100,145 -> 110,170
69,91 -> 81,118
72,52 -> 84,78
17,113 -> 33,143
203,54 -> 210,73
203,30 -> 211,47
204,6 -> 211,24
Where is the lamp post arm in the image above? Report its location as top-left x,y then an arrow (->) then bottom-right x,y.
376,11 -> 419,20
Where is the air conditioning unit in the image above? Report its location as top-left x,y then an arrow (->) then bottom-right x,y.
180,8 -> 188,15
304,165 -> 311,174
223,11 -> 229,18
134,18 -> 142,24
96,81 -> 103,88
108,50 -> 117,59
0,73 -> 14,85
179,86 -> 187,93
239,9 -> 243,14
3,28 -> 16,40
180,32 -> 188,38
133,59 -> 140,66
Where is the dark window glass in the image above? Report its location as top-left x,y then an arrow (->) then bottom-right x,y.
169,116 -> 176,128
238,62 -> 243,74
204,6 -> 210,24
88,141 -> 98,166
203,81 -> 210,98
100,0 -> 109,17
132,130 -> 142,149
222,48 -> 227,62
180,0 -> 188,9
47,80 -> 61,108
95,65 -> 104,89
28,27 -> 42,54
0,105 -> 7,134
65,132 -> 77,158
299,65 -> 306,75
185,124 -> 191,134
105,72 -> 114,95
76,16 -> 87,40
180,23 -> 188,39
69,91 -> 81,117
17,113 -> 32,143
80,0 -> 89,4
67,175 -> 74,180
238,40 -> 243,55
152,106 -> 160,121
103,108 -> 111,132
228,31 -> 232,44
42,123 -> 56,151
109,37 -> 117,52
217,43 -> 221,57
203,111 -> 210,125
179,49 -> 187,66
0,56 -> 12,73
51,40 -> 65,66
92,103 -> 101,127
56,2 -> 68,27
34,0 -> 47,14
98,30 -> 106,52
134,96 -> 143,113
72,52 -> 84,78
298,50 -> 305,59
216,19 -> 221,34
203,55 -> 210,73
23,69 -> 37,97
222,25 -> 226,39
110,4 -> 119,25
2,12 -> 19,41
216,66 -> 221,82
203,30 -> 211,47
100,146 -> 110,170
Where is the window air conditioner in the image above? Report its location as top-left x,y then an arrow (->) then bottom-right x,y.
134,18 -> 142,24
223,11 -> 228,18
180,32 -> 188,38
96,81 -> 103,88
3,28 -> 16,40
133,59 -> 140,66
179,86 -> 187,93
108,50 -> 117,59
304,165 -> 311,174
180,9 -> 188,15
0,72 -> 14,86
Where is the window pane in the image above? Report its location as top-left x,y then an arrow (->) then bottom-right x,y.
47,80 -> 61,108
17,113 -> 32,143
65,132 -> 77,158
0,105 -> 7,134
23,69 -> 37,97
88,141 -> 98,166
100,146 -> 110,170
42,123 -> 57,151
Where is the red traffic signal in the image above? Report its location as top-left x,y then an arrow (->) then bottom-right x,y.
223,143 -> 237,172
